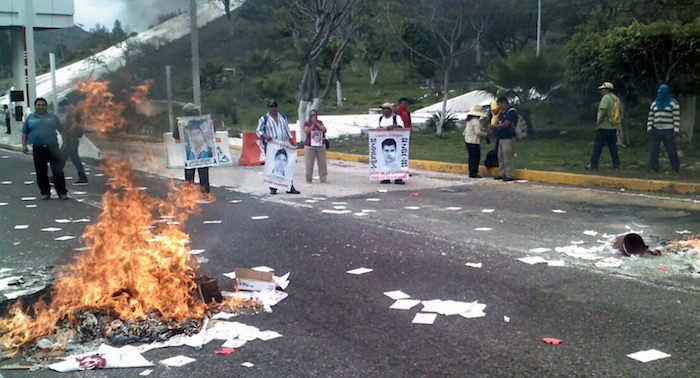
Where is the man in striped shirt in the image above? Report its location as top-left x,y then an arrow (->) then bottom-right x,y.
256,99 -> 300,194
647,84 -> 680,173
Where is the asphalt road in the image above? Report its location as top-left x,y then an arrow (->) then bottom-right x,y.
1,149 -> 700,377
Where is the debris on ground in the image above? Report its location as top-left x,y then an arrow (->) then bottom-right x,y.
346,267 -> 373,275
541,338 -> 562,345
626,349 -> 670,362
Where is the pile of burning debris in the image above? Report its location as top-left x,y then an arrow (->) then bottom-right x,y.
661,233 -> 700,273
0,161 -> 262,368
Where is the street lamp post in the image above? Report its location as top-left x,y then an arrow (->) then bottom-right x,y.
536,0 -> 542,56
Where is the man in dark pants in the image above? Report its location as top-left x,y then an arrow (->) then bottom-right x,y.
3,104 -> 10,134
174,103 -> 210,193
58,98 -> 88,184
21,98 -> 68,200
587,82 -> 621,171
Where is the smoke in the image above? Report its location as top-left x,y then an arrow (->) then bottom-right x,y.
114,0 -> 189,32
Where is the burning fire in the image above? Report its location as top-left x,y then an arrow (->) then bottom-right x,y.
0,161 -> 209,350
0,79 -> 246,352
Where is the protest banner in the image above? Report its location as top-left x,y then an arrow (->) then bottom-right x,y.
177,115 -> 217,169
264,140 -> 297,190
368,128 -> 410,181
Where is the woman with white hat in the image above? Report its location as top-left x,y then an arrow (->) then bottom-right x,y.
463,105 -> 488,178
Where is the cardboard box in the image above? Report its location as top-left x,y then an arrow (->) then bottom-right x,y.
234,268 -> 276,292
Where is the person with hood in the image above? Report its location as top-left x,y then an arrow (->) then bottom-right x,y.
647,84 -> 681,173
173,103 -> 210,193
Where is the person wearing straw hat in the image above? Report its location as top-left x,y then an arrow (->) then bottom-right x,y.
463,105 -> 488,178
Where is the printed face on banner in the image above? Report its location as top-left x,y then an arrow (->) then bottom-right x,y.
264,140 -> 296,190
310,130 -> 324,147
178,115 -> 217,169
368,129 -> 410,181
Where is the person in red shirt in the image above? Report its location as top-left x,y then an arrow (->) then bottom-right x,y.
395,97 -> 412,128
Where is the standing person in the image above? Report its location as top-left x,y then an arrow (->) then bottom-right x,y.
586,82 -> 622,171
395,97 -> 412,128
2,104 -> 10,134
173,103 -> 210,193
647,84 -> 681,173
303,109 -> 328,183
21,98 -> 68,200
492,97 -> 517,182
58,98 -> 88,184
463,105 -> 487,178
377,102 -> 405,185
256,99 -> 300,194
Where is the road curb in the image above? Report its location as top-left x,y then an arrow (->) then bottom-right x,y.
308,150 -> 700,195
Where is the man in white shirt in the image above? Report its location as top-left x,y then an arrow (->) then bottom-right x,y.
256,99 -> 300,194
377,102 -> 405,184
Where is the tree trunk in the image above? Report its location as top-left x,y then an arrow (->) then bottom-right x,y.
336,80 -> 343,107
369,62 -> 379,85
437,68 -> 450,136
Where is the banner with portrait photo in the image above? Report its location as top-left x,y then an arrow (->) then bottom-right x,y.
368,128 -> 411,181
264,140 -> 297,190
177,115 -> 217,169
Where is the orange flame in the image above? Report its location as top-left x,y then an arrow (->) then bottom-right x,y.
68,80 -> 127,134
0,161 -> 211,350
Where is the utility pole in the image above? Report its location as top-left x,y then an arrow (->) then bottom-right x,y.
50,53 -> 58,114
190,0 -> 201,107
166,65 -> 174,130
536,0 -> 542,57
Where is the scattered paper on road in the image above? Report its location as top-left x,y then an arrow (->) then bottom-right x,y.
570,240 -> 585,245
0,202 -> 8,206
55,219 -> 71,223
353,212 -> 368,216
23,180 -> 33,184
305,200 -> 317,203
1,181 -> 11,184
229,200 -> 241,204
412,313 -> 437,324
517,256 -> 548,265
41,227 -> 62,232
390,299 -> 421,310
384,290 -> 411,300
361,209 -> 377,213
626,349 -> 671,363
188,249 -> 206,255
14,225 -> 29,230
474,227 -> 492,231
222,271 -> 236,279
404,206 -> 421,210
73,218 -> 90,223
504,316 -> 510,323
346,267 -> 373,275
222,339 -> 247,348
481,209 -> 495,213
583,230 -> 598,236
214,347 -> 236,355
241,362 -> 254,368
21,197 -> 36,201
675,230 -> 691,234
377,189 -> 388,193
529,248 -> 551,253
250,216 -> 269,220
547,260 -> 565,267
139,369 -> 153,376
257,330 -> 283,341
551,209 -> 566,214
203,220 -> 222,224
445,207 -> 462,211
322,209 -> 352,214
160,355 -> 196,367
26,204 -> 37,208
410,192 -> 420,196
251,266 -> 275,273
366,198 -> 381,202
55,235 -> 75,241
465,262 -> 483,268
212,312 -> 238,320
333,205 -> 347,210
542,337 -> 563,345
595,257 -> 624,268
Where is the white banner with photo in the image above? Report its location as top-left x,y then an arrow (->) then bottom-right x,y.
177,115 -> 217,169
264,140 -> 297,190
368,128 -> 411,181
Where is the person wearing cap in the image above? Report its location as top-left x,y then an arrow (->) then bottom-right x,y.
256,99 -> 300,194
173,103 -> 210,193
647,84 -> 681,173
377,102 -> 405,184
58,97 -> 88,184
463,105 -> 488,178
587,81 -> 621,171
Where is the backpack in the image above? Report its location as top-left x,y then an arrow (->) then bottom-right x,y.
379,114 -> 398,127
485,145 -> 499,168
607,95 -> 622,125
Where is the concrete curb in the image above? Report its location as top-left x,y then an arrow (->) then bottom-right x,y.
303,150 -> 700,195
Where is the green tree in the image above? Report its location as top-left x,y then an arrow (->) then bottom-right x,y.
201,60 -> 226,90
112,19 -> 127,42
566,21 -> 700,144
239,49 -> 280,77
